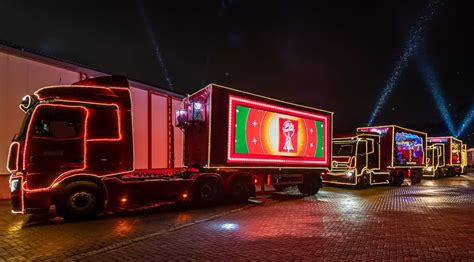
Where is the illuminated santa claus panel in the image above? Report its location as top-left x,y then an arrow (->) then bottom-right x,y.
227,95 -> 329,165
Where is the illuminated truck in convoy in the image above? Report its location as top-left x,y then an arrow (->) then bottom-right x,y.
7,76 -> 332,219
322,125 -> 427,187
423,136 -> 464,178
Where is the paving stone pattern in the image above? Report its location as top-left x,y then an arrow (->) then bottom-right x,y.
83,175 -> 474,261
0,174 -> 473,261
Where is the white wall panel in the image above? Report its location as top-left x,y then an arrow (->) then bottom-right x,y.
151,94 -> 168,168
130,86 -> 149,169
172,99 -> 184,167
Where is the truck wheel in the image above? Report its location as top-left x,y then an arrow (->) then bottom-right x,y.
231,177 -> 252,203
392,171 -> 404,186
297,175 -> 320,195
57,181 -> 104,220
193,178 -> 222,206
389,172 -> 396,185
357,174 -> 370,189
447,168 -> 454,177
413,170 -> 423,183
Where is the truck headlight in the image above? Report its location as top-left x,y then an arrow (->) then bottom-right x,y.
346,170 -> 354,177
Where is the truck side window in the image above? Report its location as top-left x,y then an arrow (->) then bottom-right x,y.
87,107 -> 120,139
33,107 -> 82,139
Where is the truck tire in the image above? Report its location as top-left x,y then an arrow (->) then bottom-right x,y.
392,171 -> 404,186
411,170 -> 422,183
389,172 -> 396,185
230,176 -> 252,203
447,168 -> 455,177
193,178 -> 223,206
297,174 -> 320,195
56,181 -> 104,220
357,174 -> 370,189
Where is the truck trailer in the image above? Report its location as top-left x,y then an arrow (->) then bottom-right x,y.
7,76 -> 333,219
322,125 -> 427,187
423,136 -> 463,177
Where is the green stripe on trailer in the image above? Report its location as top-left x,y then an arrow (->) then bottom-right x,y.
315,120 -> 324,158
235,105 -> 250,154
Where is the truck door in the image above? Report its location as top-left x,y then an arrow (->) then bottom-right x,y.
25,105 -> 86,189
356,141 -> 367,174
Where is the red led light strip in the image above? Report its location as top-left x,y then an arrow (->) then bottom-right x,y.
6,142 -> 20,172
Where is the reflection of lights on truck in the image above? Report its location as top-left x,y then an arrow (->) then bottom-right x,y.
322,125 -> 427,188
6,76 -> 333,219
423,136 -> 465,178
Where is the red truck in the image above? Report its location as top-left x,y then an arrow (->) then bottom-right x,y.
7,76 -> 333,219
322,125 -> 427,187
423,136 -> 463,178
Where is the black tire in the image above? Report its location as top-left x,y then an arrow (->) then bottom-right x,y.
411,170 -> 423,184
297,174 -> 320,195
273,185 -> 287,192
230,176 -> 252,203
56,181 -> 104,220
392,171 -> 404,186
389,172 -> 397,185
357,174 -> 370,189
193,178 -> 222,206
447,168 -> 455,177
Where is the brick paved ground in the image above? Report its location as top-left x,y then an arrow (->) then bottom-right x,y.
0,173 -> 473,261
81,174 -> 474,261
0,201 -> 254,261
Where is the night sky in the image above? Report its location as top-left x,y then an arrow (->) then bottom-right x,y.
0,1 -> 473,145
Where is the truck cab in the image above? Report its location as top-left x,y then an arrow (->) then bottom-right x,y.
323,134 -> 390,187
423,144 -> 445,177
8,77 -> 135,215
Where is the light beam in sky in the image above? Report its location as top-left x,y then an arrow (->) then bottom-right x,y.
136,0 -> 174,90
416,51 -> 456,136
367,0 -> 442,126
456,105 -> 474,137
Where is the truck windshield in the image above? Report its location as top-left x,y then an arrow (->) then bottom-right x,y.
333,142 -> 355,156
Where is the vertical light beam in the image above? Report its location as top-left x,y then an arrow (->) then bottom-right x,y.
367,0 -> 442,126
416,51 -> 456,135
136,0 -> 174,90
456,105 -> 474,137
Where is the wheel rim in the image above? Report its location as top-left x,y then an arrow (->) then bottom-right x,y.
68,191 -> 96,212
200,183 -> 216,200
233,181 -> 248,195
